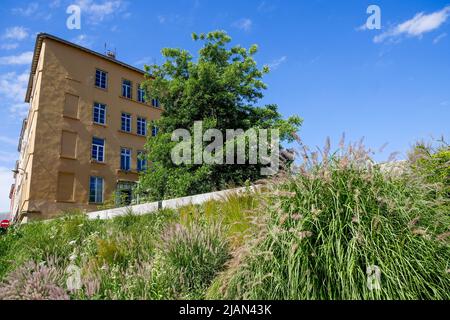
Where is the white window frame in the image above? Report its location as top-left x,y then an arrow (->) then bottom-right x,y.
137,86 -> 145,103
137,117 -> 147,136
121,113 -> 131,132
93,102 -> 106,125
95,69 -> 108,89
122,79 -> 132,99
89,176 -> 104,203
121,147 -> 131,171
92,137 -> 105,162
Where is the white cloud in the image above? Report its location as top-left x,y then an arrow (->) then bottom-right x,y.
0,136 -> 17,146
0,72 -> 30,118
2,27 -> 29,41
374,6 -> 450,43
0,72 -> 29,101
355,23 -> 368,32
134,56 -> 154,67
0,167 -> 13,212
232,18 -> 253,32
12,2 -> 53,20
156,14 -> 191,26
157,15 -> 167,24
12,3 -> 39,16
0,52 -> 33,65
0,151 -> 17,164
71,34 -> 94,48
49,0 -> 61,9
268,56 -> 287,70
433,32 -> 447,44
8,103 -> 29,118
75,0 -> 129,24
0,43 -> 19,50
257,1 -> 276,13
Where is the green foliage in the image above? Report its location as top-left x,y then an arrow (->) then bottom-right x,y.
409,140 -> 450,195
0,197 -> 251,300
211,143 -> 450,300
1,141 -> 449,300
137,30 -> 302,200
156,223 -> 230,299
178,193 -> 261,248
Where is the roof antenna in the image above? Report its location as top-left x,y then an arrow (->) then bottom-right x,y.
104,42 -> 116,59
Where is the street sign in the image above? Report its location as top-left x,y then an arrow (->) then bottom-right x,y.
0,220 -> 10,229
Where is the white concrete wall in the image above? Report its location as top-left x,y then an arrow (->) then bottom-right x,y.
87,185 -> 260,220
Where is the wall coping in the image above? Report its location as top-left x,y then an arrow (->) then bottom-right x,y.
87,185 -> 261,220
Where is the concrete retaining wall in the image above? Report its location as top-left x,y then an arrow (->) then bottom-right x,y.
87,185 -> 260,220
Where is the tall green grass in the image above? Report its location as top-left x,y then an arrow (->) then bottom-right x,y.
0,195 -> 256,300
209,141 -> 450,300
0,140 -> 449,300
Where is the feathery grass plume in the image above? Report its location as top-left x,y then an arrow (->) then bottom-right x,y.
156,222 -> 230,299
213,138 -> 450,300
0,258 -> 69,300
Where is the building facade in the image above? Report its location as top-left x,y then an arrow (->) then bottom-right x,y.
10,33 -> 162,221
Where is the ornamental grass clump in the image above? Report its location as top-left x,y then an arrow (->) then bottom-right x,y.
156,223 -> 231,299
214,138 -> 450,300
0,259 -> 69,300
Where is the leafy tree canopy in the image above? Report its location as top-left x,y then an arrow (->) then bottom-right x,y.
136,30 -> 302,200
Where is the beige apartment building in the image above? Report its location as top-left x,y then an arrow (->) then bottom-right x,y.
9,33 -> 162,221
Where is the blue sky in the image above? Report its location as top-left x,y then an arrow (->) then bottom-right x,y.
0,0 -> 449,212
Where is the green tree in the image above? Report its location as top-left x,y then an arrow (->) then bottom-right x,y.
136,30 -> 302,200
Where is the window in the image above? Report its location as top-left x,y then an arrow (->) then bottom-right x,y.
151,98 -> 159,108
92,137 -> 105,162
89,176 -> 104,203
122,79 -> 132,99
121,148 -> 131,171
137,151 -> 147,172
93,102 -> 106,125
95,69 -> 107,89
137,85 -> 145,103
137,117 -> 147,136
152,125 -> 159,137
116,181 -> 135,206
121,113 -> 131,132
